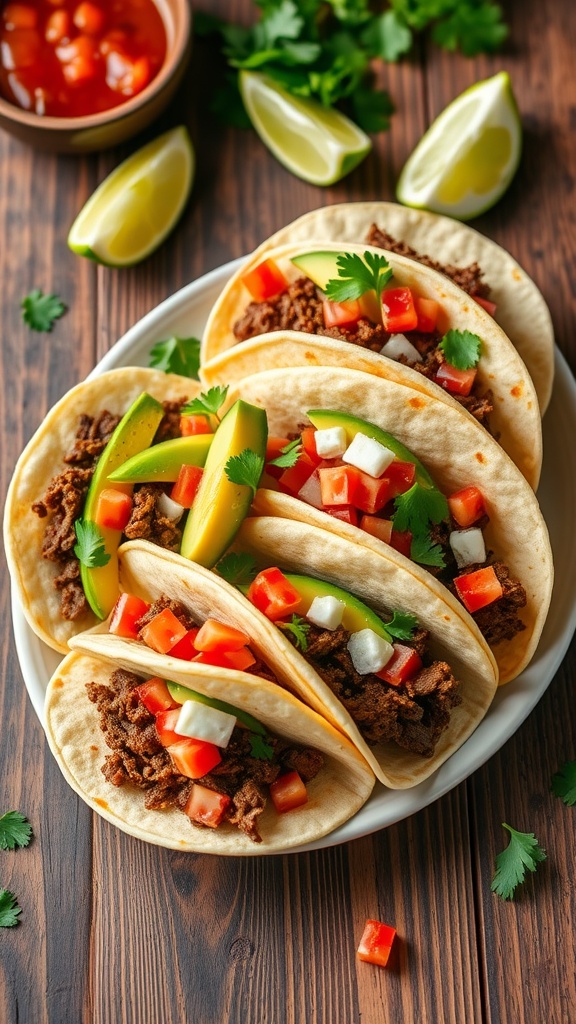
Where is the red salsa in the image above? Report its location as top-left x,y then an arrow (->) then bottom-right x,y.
0,0 -> 167,117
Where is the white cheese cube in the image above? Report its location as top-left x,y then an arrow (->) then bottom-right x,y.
347,629 -> 394,675
380,334 -> 420,365
342,433 -> 395,478
449,528 -> 486,569
306,595 -> 346,631
314,426 -> 347,459
175,701 -> 236,748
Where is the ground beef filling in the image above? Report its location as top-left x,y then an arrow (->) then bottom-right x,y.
286,624 -> 461,758
31,401 -> 188,620
365,224 -> 491,299
86,668 -> 324,843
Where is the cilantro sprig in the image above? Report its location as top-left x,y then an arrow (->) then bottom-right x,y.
277,614 -> 310,652
73,521 -> 111,569
0,890 -> 22,928
391,483 -> 449,567
216,552 -> 258,588
249,733 -> 274,760
149,336 -> 201,380
383,610 -> 418,641
0,812 -> 32,852
225,448 -> 265,498
439,329 -> 482,371
269,437 -> 302,469
181,386 -> 229,422
551,760 -> 576,806
324,251 -> 393,303
21,289 -> 66,333
490,823 -> 547,901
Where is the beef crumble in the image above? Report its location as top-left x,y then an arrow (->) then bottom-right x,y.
365,224 -> 491,299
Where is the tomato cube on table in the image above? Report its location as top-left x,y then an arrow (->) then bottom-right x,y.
357,919 -> 397,967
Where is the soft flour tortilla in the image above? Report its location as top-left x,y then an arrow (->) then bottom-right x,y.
3,367 -> 201,654
45,649 -> 374,855
201,241 -> 543,489
70,539 -> 497,789
245,201 -> 555,413
221,365 -> 553,686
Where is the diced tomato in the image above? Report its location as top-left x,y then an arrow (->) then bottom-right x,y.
319,465 -> 360,507
136,677 -> 178,715
414,295 -> 439,333
454,566 -> 503,613
168,738 -> 222,779
184,784 -> 231,828
45,9 -> 70,43
297,470 -> 323,509
353,471 -> 393,515
301,426 -> 322,465
322,298 -> 362,329
57,34 -> 98,84
325,506 -> 359,527
359,516 -> 392,544
278,452 -> 315,495
474,294 -> 497,317
357,920 -> 397,968
358,289 -> 381,324
179,414 -> 212,436
265,436 -> 292,480
221,647 -> 256,672
390,529 -> 412,558
73,2 -> 105,34
241,258 -> 288,302
247,567 -> 302,621
448,485 -> 486,528
384,460 -> 416,498
155,707 -> 183,747
435,362 -> 477,397
3,4 -> 38,29
169,628 -> 200,661
381,287 -> 418,333
270,771 -> 308,813
109,592 -> 150,639
94,487 -> 132,531
170,464 -> 203,508
193,618 -> 250,653
376,644 -> 423,686
140,607 -> 188,654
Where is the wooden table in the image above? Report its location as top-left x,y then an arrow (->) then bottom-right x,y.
1,2 -> 575,1021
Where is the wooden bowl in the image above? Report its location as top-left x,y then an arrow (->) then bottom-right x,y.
0,0 -> 192,153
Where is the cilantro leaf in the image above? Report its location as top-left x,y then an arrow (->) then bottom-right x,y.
216,552 -> 258,588
384,610 -> 418,641
21,289 -> 66,333
491,823 -> 547,901
73,521 -> 111,569
181,386 -> 229,420
432,2 -> 508,57
439,330 -> 482,370
249,733 -> 275,760
551,760 -> 576,806
149,336 -> 201,380
225,449 -> 265,498
361,10 -> 413,62
0,890 -> 22,927
0,812 -> 32,852
410,532 -> 446,568
270,437 -> 302,468
277,614 -> 310,651
392,483 -> 449,535
324,251 -> 393,302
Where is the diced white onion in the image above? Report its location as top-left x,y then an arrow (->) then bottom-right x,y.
449,528 -> 486,569
306,595 -> 346,631
298,471 -> 323,509
157,491 -> 185,523
314,426 -> 347,459
342,433 -> 395,479
380,334 -> 420,365
175,701 -> 236,748
347,629 -> 394,675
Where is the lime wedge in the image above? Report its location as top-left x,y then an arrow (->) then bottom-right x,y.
68,126 -> 194,266
396,72 -> 521,221
239,70 -> 371,186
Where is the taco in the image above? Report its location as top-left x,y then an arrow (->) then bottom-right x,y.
218,365 -> 553,685
200,239 -> 543,488
68,538 -> 498,789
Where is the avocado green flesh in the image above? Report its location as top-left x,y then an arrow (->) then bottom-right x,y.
80,392 -> 165,619
166,681 -> 266,735
290,251 -> 343,291
108,434 -> 214,483
180,400 -> 268,568
307,409 -> 435,489
285,573 -> 391,642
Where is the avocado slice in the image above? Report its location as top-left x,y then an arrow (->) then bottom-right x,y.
285,573 -> 392,642
166,681 -> 266,735
80,392 -> 165,619
180,400 -> 268,567
290,251 -> 342,291
108,434 -> 214,483
307,409 -> 435,489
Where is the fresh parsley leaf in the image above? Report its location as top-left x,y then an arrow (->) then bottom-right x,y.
149,336 -> 201,380
551,760 -> 576,806
216,552 -> 258,588
181,386 -> 229,420
439,329 -> 482,370
324,251 -> 393,302
384,610 -> 418,641
392,483 -> 449,535
249,733 -> 274,760
277,614 -> 310,651
21,289 -> 66,333
73,521 -> 111,569
410,532 -> 446,568
225,449 -> 265,498
491,823 -> 547,901
270,437 -> 302,468
361,10 -> 413,62
0,890 -> 22,927
432,2 -> 508,57
0,812 -> 32,852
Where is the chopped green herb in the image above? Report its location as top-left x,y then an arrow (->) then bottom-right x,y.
270,437 -> 302,468
490,823 -> 547,901
73,521 -> 111,569
149,336 -> 201,379
21,289 -> 66,333
0,812 -> 32,852
249,733 -> 275,760
439,329 -> 482,371
324,251 -> 393,303
181,385 -> 229,421
225,448 -> 265,498
392,482 -> 448,540
384,610 -> 418,641
410,532 -> 446,569
551,760 -> 576,806
216,552 -> 258,588
0,890 -> 22,928
277,614 -> 310,651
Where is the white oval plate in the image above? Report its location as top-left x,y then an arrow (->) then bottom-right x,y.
12,258 -> 576,853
